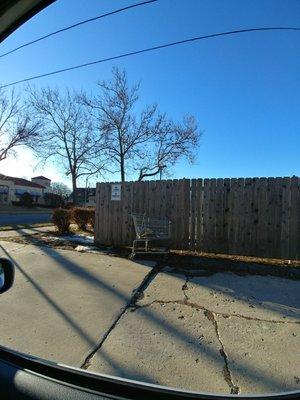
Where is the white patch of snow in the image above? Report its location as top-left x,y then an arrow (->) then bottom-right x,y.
75,245 -> 104,254
54,234 -> 94,244
41,236 -> 60,241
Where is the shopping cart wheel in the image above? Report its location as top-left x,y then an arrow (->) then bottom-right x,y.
129,252 -> 135,260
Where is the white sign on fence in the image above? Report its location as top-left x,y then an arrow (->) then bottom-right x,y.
111,184 -> 121,201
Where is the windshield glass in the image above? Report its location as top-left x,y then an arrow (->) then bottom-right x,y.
0,0 -> 299,397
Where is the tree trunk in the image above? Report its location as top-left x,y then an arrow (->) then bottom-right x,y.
120,155 -> 125,182
72,175 -> 78,205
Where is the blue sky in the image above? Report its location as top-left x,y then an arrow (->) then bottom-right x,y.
0,0 -> 299,185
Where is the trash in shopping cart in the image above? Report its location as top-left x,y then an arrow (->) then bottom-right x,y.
130,214 -> 171,259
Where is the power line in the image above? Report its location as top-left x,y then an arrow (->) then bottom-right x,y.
1,27 -> 299,89
0,0 -> 157,59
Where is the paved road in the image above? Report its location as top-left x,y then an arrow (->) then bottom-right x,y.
0,213 -> 52,226
0,240 -> 299,395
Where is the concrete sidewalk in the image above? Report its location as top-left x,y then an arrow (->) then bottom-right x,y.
0,225 -> 56,238
88,268 -> 300,395
0,240 -> 152,366
0,239 -> 299,395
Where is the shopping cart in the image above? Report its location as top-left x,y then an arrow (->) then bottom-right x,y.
129,214 -> 171,259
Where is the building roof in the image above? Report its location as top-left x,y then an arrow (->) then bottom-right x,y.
32,175 -> 51,181
0,174 -> 45,189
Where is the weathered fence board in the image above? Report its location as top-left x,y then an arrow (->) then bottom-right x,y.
195,178 -> 203,251
95,177 -> 300,260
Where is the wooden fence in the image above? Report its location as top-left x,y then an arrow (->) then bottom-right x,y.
94,177 -> 300,260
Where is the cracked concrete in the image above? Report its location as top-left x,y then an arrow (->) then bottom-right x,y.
81,265 -> 160,370
87,267 -> 300,395
139,269 -> 300,322
203,310 -> 239,394
0,241 -> 154,366
137,299 -> 300,325
87,302 -> 230,393
218,317 -> 300,394
1,236 -> 299,395
185,271 -> 300,322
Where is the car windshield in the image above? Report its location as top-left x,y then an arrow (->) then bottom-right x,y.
0,0 -> 299,397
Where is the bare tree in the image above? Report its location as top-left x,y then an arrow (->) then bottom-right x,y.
0,88 -> 39,162
28,87 -> 106,204
137,114 -> 199,181
51,182 -> 71,199
82,68 -> 157,182
83,68 -> 201,182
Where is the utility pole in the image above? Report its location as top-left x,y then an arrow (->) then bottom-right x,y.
85,176 -> 89,206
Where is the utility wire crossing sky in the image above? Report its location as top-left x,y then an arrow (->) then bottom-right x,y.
0,0 -> 157,59
1,26 -> 300,89
0,0 -> 299,182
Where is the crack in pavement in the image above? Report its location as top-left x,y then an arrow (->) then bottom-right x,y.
80,265 -> 162,370
132,276 -> 241,394
203,310 -> 240,394
181,275 -> 240,394
81,265 -> 298,393
135,271 -> 299,393
134,299 -> 300,325
183,274 -> 239,394
181,274 -> 190,301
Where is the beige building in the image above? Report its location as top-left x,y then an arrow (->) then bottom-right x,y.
0,174 -> 52,205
